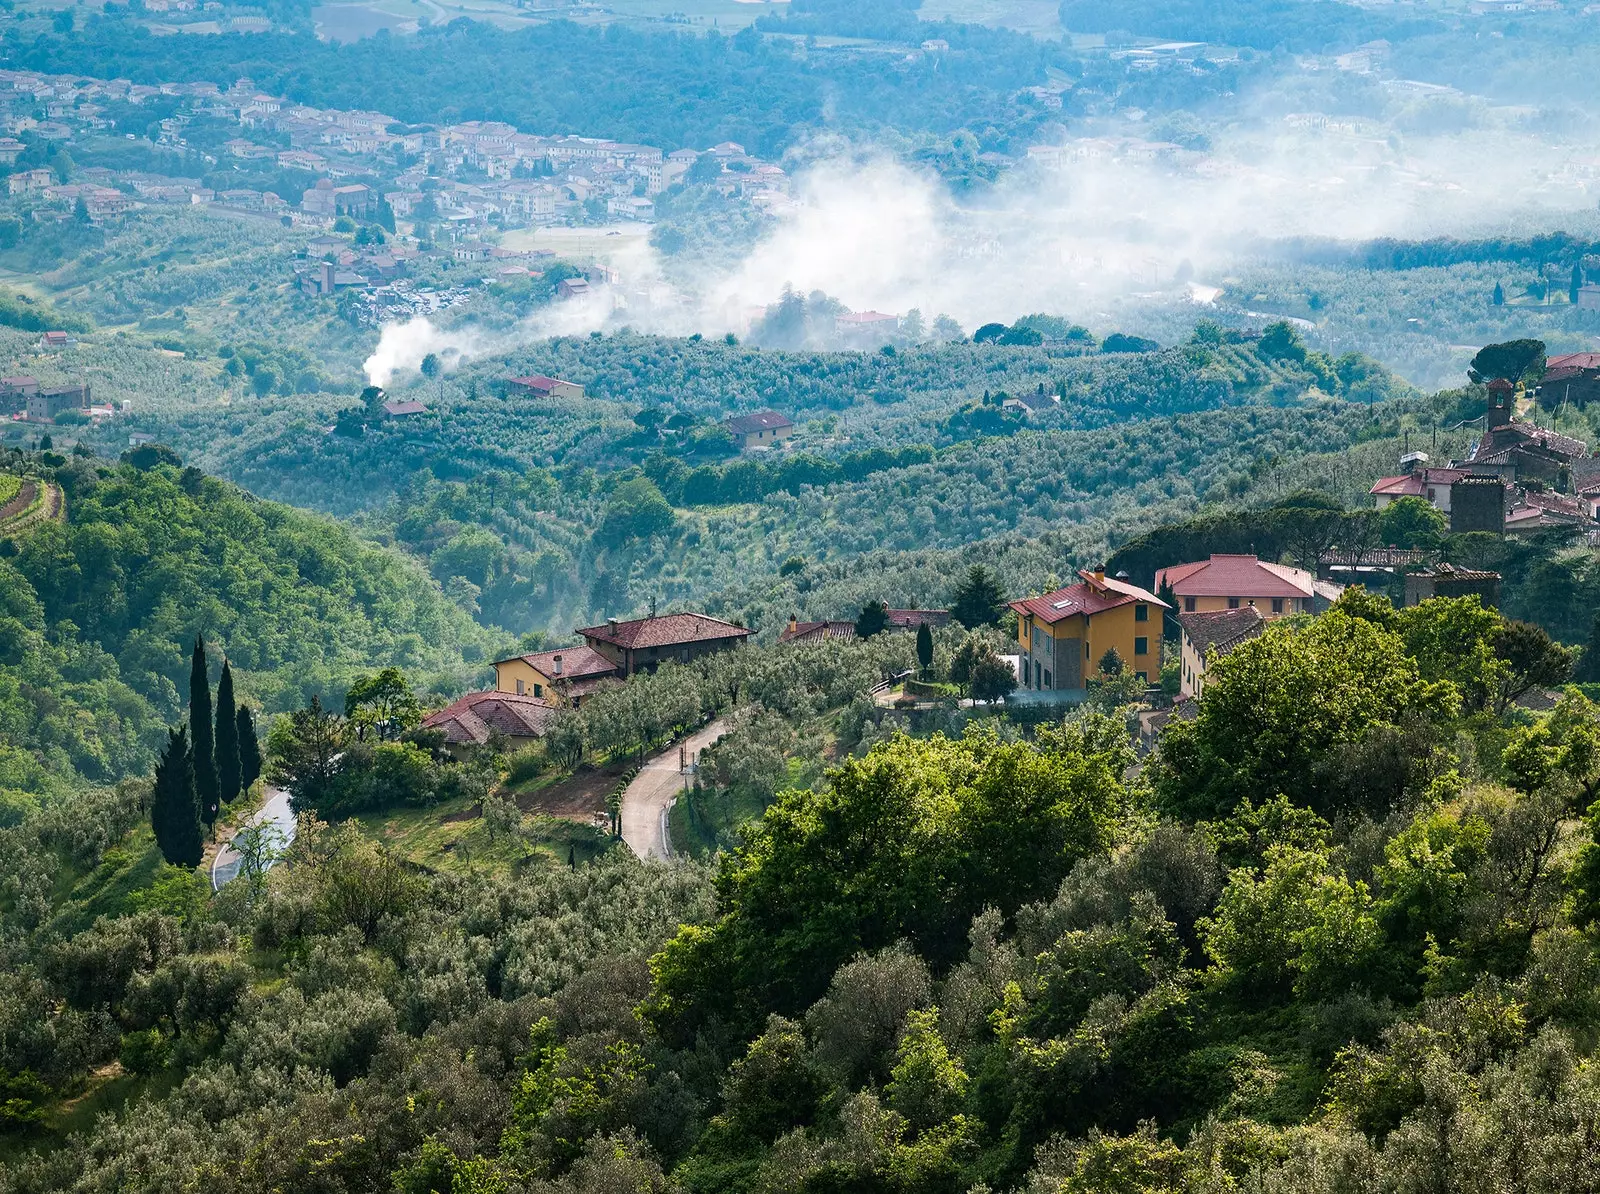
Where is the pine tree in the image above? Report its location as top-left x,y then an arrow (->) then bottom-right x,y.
916,622 -> 934,679
1492,281 -> 1505,307
215,659 -> 241,808
190,636 -> 219,827
151,726 -> 203,868
951,564 -> 1007,629
236,705 -> 263,793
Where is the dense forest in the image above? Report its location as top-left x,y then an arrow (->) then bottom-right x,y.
0,446 -> 496,807
3,577 -> 1598,1192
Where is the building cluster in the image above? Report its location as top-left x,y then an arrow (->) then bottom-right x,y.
0,69 -> 789,234
422,612 -> 753,752
1369,377 -> 1600,537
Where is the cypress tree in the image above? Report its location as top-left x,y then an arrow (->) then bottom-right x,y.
916,621 -> 934,679
215,659 -> 241,808
237,705 -> 263,792
190,636 -> 218,826
151,726 -> 203,868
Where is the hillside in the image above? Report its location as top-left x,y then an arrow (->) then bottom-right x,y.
0,447 -> 498,803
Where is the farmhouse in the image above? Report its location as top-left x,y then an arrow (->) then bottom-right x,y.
492,645 -> 620,708
1174,606 -> 1267,699
723,410 -> 794,451
1155,554 -> 1317,617
577,612 -> 752,678
507,374 -> 585,401
1011,567 -> 1168,691
420,690 -> 556,757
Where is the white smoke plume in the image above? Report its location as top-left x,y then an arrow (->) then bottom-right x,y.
365,102 -> 1600,384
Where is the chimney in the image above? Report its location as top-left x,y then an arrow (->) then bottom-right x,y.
320,260 -> 334,295
1093,564 -> 1105,583
552,654 -> 563,676
608,617 -> 618,633
788,614 -> 798,633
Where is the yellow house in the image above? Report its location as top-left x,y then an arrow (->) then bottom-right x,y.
1010,568 -> 1169,691
1173,607 -> 1266,699
491,645 -> 620,708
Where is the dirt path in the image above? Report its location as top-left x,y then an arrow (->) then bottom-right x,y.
0,481 -> 37,522
620,720 -> 727,861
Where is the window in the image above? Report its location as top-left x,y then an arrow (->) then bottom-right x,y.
1228,597 -> 1240,609
1084,641 -> 1090,659
533,683 -> 543,698
1044,669 -> 1052,688
1272,598 -> 1284,614
1135,604 -> 1149,622
1034,661 -> 1041,688
515,679 -> 524,695
1135,637 -> 1148,656
1184,597 -> 1196,612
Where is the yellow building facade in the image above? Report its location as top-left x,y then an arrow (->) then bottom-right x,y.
1011,570 -> 1167,691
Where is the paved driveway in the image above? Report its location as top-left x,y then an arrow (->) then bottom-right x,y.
620,720 -> 727,860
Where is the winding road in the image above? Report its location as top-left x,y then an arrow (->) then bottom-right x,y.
211,787 -> 296,891
620,720 -> 727,861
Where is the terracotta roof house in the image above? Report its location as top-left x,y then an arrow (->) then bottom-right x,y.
1539,353 -> 1600,408
381,399 -> 427,418
1011,567 -> 1168,692
492,644 -> 620,708
779,608 -> 948,644
886,609 -> 951,630
507,374 -> 585,401
1155,554 -> 1314,617
723,410 -> 795,451
1404,563 -> 1501,609
578,612 -> 753,677
422,690 -> 556,756
1174,606 -> 1267,699
780,619 -> 858,645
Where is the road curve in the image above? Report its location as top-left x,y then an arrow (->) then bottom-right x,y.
211,787 -> 296,891
620,720 -> 727,861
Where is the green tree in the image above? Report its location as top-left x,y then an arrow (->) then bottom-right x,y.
1492,281 -> 1504,306
1258,320 -> 1308,364
215,659 -> 240,808
856,599 -> 889,639
885,1008 -> 968,1130
950,563 -> 1007,629
970,652 -> 1017,703
1378,496 -> 1447,548
645,726 -> 1126,1042
1572,264 -> 1584,305
420,351 -> 442,404
1468,339 -> 1545,384
343,667 -> 420,742
1154,611 -> 1456,820
916,622 -> 934,679
189,636 -> 218,827
596,477 -> 674,547
1490,619 -> 1575,715
72,195 -> 89,226
236,704 -> 262,793
151,726 -> 202,868
1099,646 -> 1125,676
267,696 -> 346,814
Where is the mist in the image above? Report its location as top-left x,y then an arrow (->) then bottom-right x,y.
366,103 -> 1600,386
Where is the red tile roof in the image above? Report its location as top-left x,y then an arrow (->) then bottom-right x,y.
422,690 -> 556,747
507,375 -> 576,393
500,645 -> 620,682
1175,607 -> 1266,660
578,612 -> 753,651
1369,468 -> 1470,498
780,620 -> 857,644
886,609 -> 950,629
723,410 -> 794,435
1548,352 -> 1600,371
1009,570 -> 1166,624
1155,554 -> 1314,599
